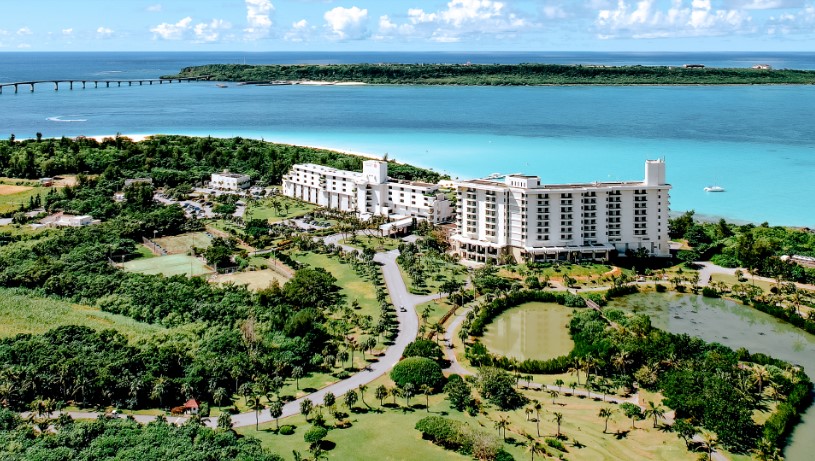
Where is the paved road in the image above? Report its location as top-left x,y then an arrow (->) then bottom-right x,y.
30,236 -> 433,429
444,305 -> 475,376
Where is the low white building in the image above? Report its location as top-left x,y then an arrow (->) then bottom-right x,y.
40,212 -> 101,228
282,160 -> 454,224
452,159 -> 671,263
211,171 -> 251,190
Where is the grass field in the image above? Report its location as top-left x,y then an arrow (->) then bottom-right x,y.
215,269 -> 289,291
152,231 -> 212,255
0,186 -> 45,214
289,251 -> 380,319
122,254 -> 213,277
246,195 -> 317,224
341,235 -> 402,252
0,288 -> 164,341
237,373 -> 703,461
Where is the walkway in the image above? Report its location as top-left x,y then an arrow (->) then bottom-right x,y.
25,234 -> 433,429
697,261 -> 815,291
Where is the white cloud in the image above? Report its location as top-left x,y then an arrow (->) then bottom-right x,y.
147,4 -> 163,12
17,27 -> 32,36
767,3 -> 815,33
375,0 -> 531,43
284,19 -> 316,42
324,6 -> 369,40
61,28 -> 73,36
18,43 -> 31,49
245,0 -> 274,39
724,0 -> 805,9
150,17 -> 192,40
595,0 -> 752,39
96,27 -> 114,38
194,19 -> 232,43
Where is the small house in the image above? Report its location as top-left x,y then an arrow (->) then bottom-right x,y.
211,171 -> 251,191
183,398 -> 200,415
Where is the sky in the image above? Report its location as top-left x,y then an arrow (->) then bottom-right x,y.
0,0 -> 813,51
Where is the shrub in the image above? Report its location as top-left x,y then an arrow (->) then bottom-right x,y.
702,287 -> 720,298
655,283 -> 667,292
278,425 -> 295,435
545,438 -> 567,452
415,416 -> 464,449
403,339 -> 443,362
390,357 -> 445,390
303,426 -> 328,445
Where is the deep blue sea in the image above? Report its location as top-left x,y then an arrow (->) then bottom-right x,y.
1,51 -> 814,227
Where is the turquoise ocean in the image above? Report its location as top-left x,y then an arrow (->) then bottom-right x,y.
1,51 -> 814,228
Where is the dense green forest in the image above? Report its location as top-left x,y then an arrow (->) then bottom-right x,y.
0,135 -> 445,186
0,409 -> 283,460
0,135 -> 423,412
167,63 -> 815,85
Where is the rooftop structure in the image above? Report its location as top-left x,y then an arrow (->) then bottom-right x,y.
452,159 -> 671,263
211,171 -> 251,190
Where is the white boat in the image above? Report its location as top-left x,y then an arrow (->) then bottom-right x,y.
704,186 -> 725,192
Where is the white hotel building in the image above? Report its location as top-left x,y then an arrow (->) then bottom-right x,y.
452,160 -> 671,263
282,160 -> 454,224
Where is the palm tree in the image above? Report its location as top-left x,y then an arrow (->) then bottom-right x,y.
300,398 -> 313,421
212,387 -> 228,411
268,400 -> 283,430
548,389 -> 559,405
598,407 -> 615,433
524,406 -> 533,421
643,401 -> 666,428
403,383 -> 416,406
419,384 -> 433,412
751,364 -> 771,395
344,390 -> 358,412
247,395 -> 266,431
612,350 -> 632,374
552,412 -> 564,438
375,385 -> 388,407
753,438 -> 783,461
494,415 -> 510,441
554,379 -> 564,392
569,382 -> 577,396
527,441 -> 546,461
358,384 -> 368,408
533,400 -> 543,437
150,377 -> 167,409
391,386 -> 403,406
702,431 -> 719,461
323,392 -> 336,416
292,366 -> 304,390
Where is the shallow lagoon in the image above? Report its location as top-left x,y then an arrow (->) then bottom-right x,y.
481,302 -> 574,361
608,293 -> 815,461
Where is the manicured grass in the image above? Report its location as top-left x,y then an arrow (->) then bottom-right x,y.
481,302 -> 575,362
400,257 -> 467,294
152,231 -> 212,255
246,195 -> 317,224
711,273 -> 774,293
214,269 -> 289,291
0,288 -> 164,342
289,251 -> 380,319
416,298 -> 456,329
134,244 -> 157,259
238,374 -> 698,461
341,235 -> 402,252
122,254 -> 213,277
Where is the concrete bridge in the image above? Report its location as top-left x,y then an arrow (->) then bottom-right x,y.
0,76 -> 210,94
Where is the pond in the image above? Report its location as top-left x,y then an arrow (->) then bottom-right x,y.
607,293 -> 815,461
481,302 -> 574,361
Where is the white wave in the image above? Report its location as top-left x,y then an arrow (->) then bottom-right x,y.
98,70 -> 124,74
47,116 -> 87,123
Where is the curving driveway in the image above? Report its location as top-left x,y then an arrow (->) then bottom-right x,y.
25,235 -> 433,429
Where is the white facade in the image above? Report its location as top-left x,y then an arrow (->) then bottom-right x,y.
211,172 -> 251,190
452,160 -> 671,263
282,160 -> 454,224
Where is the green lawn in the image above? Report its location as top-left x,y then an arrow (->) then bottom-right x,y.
341,235 -> 402,252
0,288 -> 164,342
214,269 -> 289,291
0,186 -> 47,214
289,251 -> 380,320
152,231 -> 212,255
122,254 -> 213,277
134,244 -> 157,259
237,374 -> 700,461
400,257 -> 467,295
416,298 -> 456,329
246,196 -> 317,224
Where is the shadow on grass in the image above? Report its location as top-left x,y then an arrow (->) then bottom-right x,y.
303,387 -> 319,393
613,430 -> 630,440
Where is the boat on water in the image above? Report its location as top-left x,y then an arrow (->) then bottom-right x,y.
216,84 -> 228,88
704,186 -> 725,192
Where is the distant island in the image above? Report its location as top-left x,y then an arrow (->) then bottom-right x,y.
165,63 -> 815,85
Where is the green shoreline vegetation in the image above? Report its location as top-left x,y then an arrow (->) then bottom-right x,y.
166,63 -> 815,85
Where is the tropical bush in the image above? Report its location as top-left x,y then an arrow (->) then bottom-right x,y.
390,357 -> 445,390
403,339 -> 444,362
